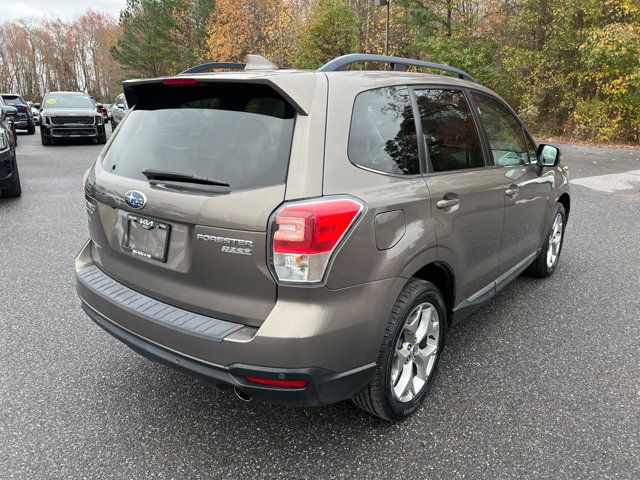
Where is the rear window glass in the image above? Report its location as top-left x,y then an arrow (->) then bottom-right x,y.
2,95 -> 24,106
103,83 -> 295,191
348,86 -> 420,175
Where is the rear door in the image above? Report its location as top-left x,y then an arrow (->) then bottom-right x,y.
85,81 -> 301,327
414,88 -> 506,302
470,93 -> 552,271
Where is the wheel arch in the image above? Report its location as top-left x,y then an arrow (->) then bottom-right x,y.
558,192 -> 570,221
409,261 -> 456,324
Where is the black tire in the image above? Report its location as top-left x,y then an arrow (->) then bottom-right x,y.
111,120 -> 117,131
97,132 -> 107,144
27,122 -> 35,135
526,203 -> 566,278
352,279 -> 447,421
2,164 -> 22,197
41,130 -> 51,146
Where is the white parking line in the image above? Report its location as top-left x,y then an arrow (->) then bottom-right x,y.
571,170 -> 640,193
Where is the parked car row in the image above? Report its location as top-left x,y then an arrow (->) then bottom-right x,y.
0,97 -> 20,197
0,89 -> 126,198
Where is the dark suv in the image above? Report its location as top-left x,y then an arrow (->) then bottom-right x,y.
40,92 -> 107,145
76,54 -> 570,421
0,93 -> 35,135
0,102 -> 21,197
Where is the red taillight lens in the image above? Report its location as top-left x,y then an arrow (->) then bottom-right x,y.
245,377 -> 308,389
274,200 -> 363,255
271,198 -> 363,283
18,105 -> 28,113
162,78 -> 199,85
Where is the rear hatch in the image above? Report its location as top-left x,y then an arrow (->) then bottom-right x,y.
85,79 -> 300,327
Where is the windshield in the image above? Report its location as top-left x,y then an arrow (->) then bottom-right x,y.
2,96 -> 24,106
43,94 -> 95,109
102,83 -> 295,191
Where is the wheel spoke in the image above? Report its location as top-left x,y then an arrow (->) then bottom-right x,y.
403,305 -> 421,342
391,343 -> 410,383
414,346 -> 436,380
425,316 -> 439,343
414,306 -> 432,344
393,361 -> 413,399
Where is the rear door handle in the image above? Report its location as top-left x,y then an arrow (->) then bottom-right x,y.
436,198 -> 460,209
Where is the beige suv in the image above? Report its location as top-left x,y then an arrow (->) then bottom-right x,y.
76,54 -> 570,420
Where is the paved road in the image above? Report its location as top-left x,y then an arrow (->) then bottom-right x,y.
1,132 -> 639,479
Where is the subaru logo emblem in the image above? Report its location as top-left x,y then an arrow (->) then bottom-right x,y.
124,190 -> 146,210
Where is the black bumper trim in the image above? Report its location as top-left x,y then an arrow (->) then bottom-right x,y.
77,265 -> 242,342
82,301 -> 375,407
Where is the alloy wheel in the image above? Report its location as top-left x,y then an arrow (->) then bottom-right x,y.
546,213 -> 563,268
390,302 -> 440,402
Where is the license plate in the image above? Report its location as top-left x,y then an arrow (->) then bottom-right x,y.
123,214 -> 171,262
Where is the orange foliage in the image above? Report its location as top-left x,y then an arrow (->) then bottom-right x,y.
206,0 -> 299,66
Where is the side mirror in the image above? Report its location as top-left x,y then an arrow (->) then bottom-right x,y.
537,144 -> 562,167
34,103 -> 41,109
96,103 -> 103,109
116,103 -> 125,110
1,106 -> 17,118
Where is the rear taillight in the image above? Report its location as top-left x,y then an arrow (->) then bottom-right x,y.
18,105 -> 28,113
270,197 -> 364,283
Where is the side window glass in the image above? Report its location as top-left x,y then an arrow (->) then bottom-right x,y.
348,86 -> 420,175
414,89 -> 484,172
472,94 -> 528,166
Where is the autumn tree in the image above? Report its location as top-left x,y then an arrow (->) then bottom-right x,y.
112,0 -> 215,77
0,12 -> 121,102
292,0 -> 358,68
206,0 -> 298,66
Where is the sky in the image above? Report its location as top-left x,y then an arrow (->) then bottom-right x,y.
0,0 -> 128,21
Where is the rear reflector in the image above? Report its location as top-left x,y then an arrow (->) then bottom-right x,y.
270,197 -> 364,283
245,377 -> 308,389
162,78 -> 199,85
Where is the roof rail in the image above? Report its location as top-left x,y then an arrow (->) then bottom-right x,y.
316,54 -> 476,82
180,55 -> 277,74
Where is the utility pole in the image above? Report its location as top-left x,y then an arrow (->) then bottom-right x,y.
375,0 -> 390,56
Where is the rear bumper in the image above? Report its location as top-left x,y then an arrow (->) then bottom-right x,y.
13,119 -> 28,128
81,301 -> 373,406
76,240 -> 404,406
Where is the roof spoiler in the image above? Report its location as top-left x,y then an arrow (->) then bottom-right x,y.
180,55 -> 277,74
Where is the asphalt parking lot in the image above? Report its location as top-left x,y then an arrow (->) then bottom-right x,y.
1,130 -> 639,479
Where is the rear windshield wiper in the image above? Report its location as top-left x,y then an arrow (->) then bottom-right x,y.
142,169 -> 230,187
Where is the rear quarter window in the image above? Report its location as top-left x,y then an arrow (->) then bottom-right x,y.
348,86 -> 420,176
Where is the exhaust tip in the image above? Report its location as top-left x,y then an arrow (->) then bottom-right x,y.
234,387 -> 252,402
